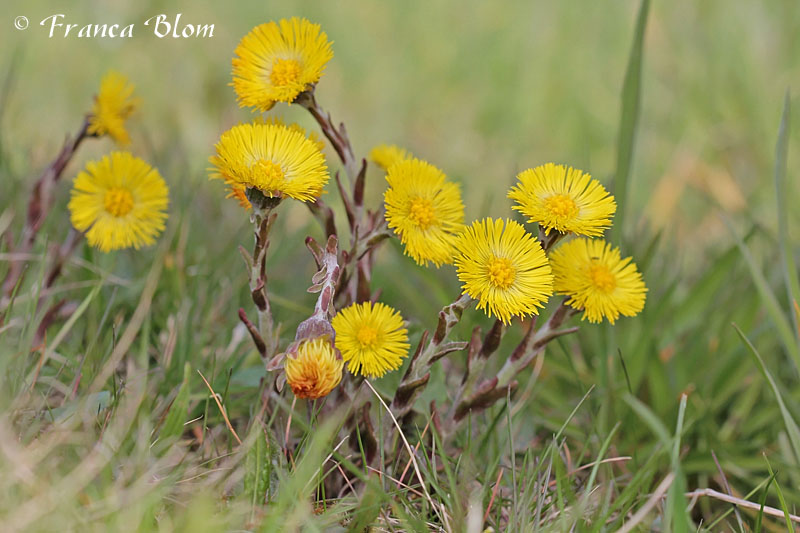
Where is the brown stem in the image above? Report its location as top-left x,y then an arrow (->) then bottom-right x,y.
391,294 -> 474,419
297,91 -> 358,182
452,301 -> 579,422
43,228 -> 81,291
3,120 -> 90,297
245,188 -> 281,359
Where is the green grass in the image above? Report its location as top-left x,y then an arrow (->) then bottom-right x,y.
2,0 -> 800,531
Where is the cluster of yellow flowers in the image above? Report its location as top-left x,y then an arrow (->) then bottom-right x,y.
375,148 -> 646,326
68,72 -> 169,253
206,17 -> 647,401
209,18 -> 412,400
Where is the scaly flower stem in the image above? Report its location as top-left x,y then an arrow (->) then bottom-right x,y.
494,302 -> 577,387
296,91 -> 358,183
452,301 -> 578,421
2,120 -> 90,298
298,90 -> 390,306
245,188 -> 281,359
392,294 -> 473,419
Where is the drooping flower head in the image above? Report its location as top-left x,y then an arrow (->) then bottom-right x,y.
550,238 -> 646,324
284,337 -> 344,400
384,158 -> 465,267
223,118 -> 326,209
332,302 -> 410,379
68,151 -> 169,252
508,163 -> 616,236
454,218 -> 553,324
232,17 -> 334,111
87,71 -> 139,145
370,144 -> 412,171
209,122 -> 329,203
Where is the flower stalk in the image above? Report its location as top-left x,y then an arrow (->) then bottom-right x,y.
297,89 -> 389,306
391,293 -> 473,419
2,120 -> 90,298
239,188 -> 281,360
452,300 -> 578,422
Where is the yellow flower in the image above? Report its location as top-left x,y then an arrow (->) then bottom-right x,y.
384,158 -> 465,267
550,238 -> 647,324
370,144 -> 412,171
508,163 -> 616,236
258,116 -> 326,152
332,302 -> 410,379
223,118 -> 325,210
209,122 -> 329,203
68,151 -> 169,252
87,71 -> 139,145
232,17 -> 334,111
454,218 -> 553,324
284,337 -> 344,400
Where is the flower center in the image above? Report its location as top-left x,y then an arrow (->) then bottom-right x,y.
270,58 -> 303,86
103,187 -> 134,217
589,264 -> 617,293
356,326 -> 379,347
544,194 -> 579,219
408,197 -> 436,229
252,159 -> 285,191
487,256 -> 516,289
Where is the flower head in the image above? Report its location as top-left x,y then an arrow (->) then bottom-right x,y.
284,337 -> 344,400
454,218 -> 553,324
232,17 -> 334,111
370,144 -> 412,171
332,302 -> 410,379
384,158 -> 465,267
210,122 -> 329,203
68,151 -> 169,252
223,118 -> 325,209
87,71 -> 139,145
550,238 -> 646,324
508,163 -> 616,236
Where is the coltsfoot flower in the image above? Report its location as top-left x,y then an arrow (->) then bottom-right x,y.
384,158 -> 465,267
210,122 -> 329,203
232,17 -> 334,111
550,238 -> 647,324
454,218 -> 553,324
332,302 -> 410,379
284,337 -> 344,400
370,144 -> 412,171
224,118 -> 326,209
87,71 -> 139,145
68,151 -> 169,252
508,163 -> 616,237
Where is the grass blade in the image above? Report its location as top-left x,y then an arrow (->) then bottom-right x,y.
666,394 -> 690,533
764,457 -> 794,532
726,218 -> 800,369
774,90 -> 800,343
734,323 -> 800,464
754,472 -> 777,533
610,0 -> 650,245
159,362 -> 192,443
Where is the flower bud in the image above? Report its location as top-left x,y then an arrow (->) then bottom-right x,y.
284,337 -> 344,400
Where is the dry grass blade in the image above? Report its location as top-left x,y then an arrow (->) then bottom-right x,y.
615,472 -> 675,533
363,380 -> 441,521
397,418 -> 430,489
483,466 -> 504,524
197,370 -> 242,446
686,488 -> 800,524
